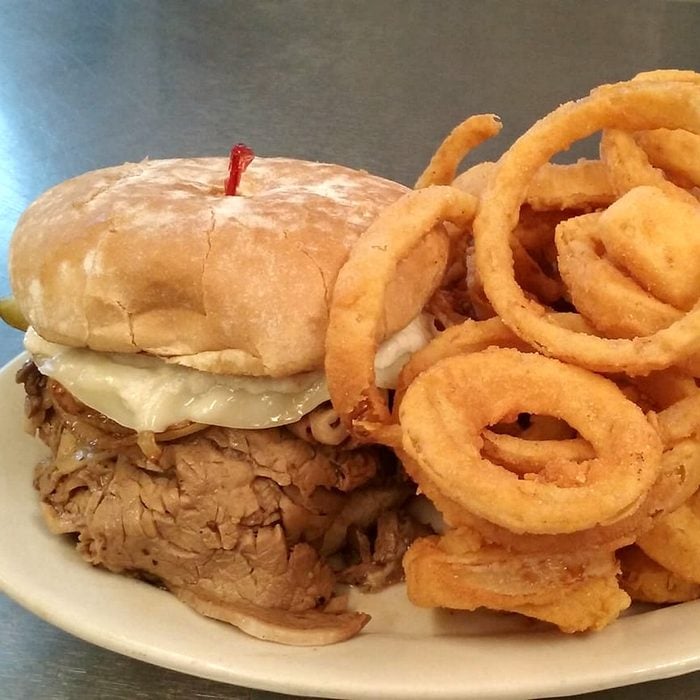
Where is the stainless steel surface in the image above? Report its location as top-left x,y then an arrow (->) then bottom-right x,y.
1,1 -> 699,698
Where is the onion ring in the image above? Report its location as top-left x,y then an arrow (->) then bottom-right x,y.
415,115 -> 502,189
556,212 -> 683,337
656,392 -> 700,447
522,159 -> 616,211
473,78 -> 700,374
618,546 -> 700,604
399,348 -> 663,534
579,185 -> 699,310
629,370 -> 699,412
635,129 -> 700,188
484,372 -> 699,477
325,186 -> 477,441
395,317 -> 525,407
403,530 -> 629,632
452,159 -> 615,211
599,129 -> 698,205
395,313 -> 595,411
637,482 -> 700,584
481,432 -> 593,476
555,188 -> 700,376
396,318 -> 599,481
418,436 -> 700,554
618,70 -> 700,195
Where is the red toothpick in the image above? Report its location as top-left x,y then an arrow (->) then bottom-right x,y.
224,143 -> 255,196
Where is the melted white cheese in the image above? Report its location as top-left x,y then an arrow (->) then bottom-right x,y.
25,316 -> 433,432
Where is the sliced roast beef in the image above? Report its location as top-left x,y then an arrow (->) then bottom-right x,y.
19,362 -> 423,644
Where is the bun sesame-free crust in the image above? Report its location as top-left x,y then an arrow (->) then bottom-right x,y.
11,157 -> 448,376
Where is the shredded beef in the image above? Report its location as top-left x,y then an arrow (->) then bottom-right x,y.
18,361 -> 424,644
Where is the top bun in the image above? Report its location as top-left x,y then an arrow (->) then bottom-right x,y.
11,157 -> 448,376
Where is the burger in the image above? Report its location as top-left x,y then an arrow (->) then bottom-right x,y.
7,153 -> 447,644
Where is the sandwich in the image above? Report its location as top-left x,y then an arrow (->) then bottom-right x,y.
7,153 -> 447,644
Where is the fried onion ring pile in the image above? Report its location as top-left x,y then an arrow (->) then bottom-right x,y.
325,70 -> 700,633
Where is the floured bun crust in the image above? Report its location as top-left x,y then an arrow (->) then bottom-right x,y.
10,157 -> 448,376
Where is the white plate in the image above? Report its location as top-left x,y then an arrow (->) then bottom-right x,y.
1,353 -> 700,699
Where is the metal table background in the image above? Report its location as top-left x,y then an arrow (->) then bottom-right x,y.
1,1 -> 699,698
